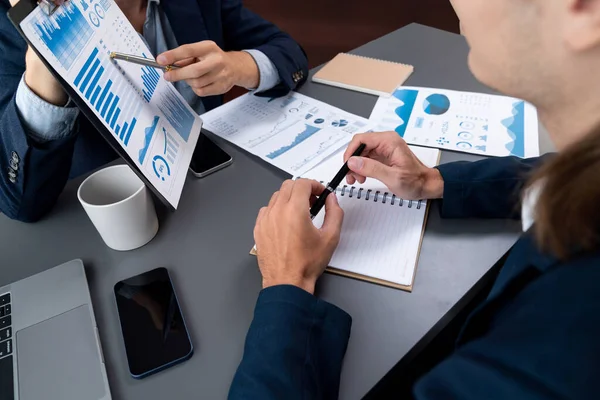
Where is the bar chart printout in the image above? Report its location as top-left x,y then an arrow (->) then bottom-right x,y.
20,0 -> 202,208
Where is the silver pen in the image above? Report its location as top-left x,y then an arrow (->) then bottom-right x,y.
109,52 -> 180,71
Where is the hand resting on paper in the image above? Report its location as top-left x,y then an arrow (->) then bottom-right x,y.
344,131 -> 445,200
157,41 -> 260,97
253,179 -> 344,295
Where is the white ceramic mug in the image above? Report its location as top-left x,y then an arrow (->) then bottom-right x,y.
77,165 -> 159,251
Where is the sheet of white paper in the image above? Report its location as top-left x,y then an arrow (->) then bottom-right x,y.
370,86 -> 539,158
21,0 -> 202,207
201,92 -> 374,176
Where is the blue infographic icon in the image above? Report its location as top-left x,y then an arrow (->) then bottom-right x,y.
460,121 -> 475,130
458,132 -> 474,140
479,135 -> 488,142
423,94 -> 450,115
436,137 -> 450,146
314,118 -> 325,124
152,155 -> 171,181
332,119 -> 348,127
456,142 -> 472,150
476,145 -> 487,152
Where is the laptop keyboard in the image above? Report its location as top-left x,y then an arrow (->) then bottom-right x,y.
0,292 -> 14,399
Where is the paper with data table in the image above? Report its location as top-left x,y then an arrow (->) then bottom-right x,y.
201,92 -> 374,176
21,0 -> 202,207
370,87 -> 539,158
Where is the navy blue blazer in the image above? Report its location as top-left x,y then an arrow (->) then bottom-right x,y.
0,0 -> 308,222
229,156 -> 600,399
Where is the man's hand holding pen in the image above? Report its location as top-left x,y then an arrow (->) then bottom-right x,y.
157,41 -> 261,97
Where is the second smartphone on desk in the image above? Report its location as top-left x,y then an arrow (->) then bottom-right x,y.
114,268 -> 193,379
189,133 -> 233,178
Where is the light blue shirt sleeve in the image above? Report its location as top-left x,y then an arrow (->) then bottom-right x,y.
15,74 -> 79,142
243,49 -> 281,93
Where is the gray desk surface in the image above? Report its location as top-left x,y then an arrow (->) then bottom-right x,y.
0,24 -> 551,399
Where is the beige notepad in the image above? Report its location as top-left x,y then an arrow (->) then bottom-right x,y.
251,145 -> 440,292
312,53 -> 414,97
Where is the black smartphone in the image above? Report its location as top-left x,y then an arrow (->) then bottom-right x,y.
114,268 -> 193,379
189,133 -> 233,178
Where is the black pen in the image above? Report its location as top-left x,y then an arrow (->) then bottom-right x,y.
310,143 -> 367,219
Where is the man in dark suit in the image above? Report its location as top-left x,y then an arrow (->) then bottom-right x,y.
229,0 -> 600,398
0,0 -> 308,221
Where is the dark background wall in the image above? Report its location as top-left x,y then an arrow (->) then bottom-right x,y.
226,1 -> 459,100
244,0 -> 460,68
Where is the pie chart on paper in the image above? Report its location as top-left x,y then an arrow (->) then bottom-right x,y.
423,94 -> 451,115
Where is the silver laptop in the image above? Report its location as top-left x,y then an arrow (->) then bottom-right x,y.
0,259 -> 111,400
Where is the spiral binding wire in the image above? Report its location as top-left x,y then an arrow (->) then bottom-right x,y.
320,182 -> 423,210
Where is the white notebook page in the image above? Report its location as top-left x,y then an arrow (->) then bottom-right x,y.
312,193 -> 426,287
307,145 -> 440,287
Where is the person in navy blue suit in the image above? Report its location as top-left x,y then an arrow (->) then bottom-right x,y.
0,0 -> 307,222
229,0 -> 600,398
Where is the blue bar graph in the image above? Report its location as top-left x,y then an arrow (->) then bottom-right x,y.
28,2 -> 93,70
156,86 -> 194,142
101,93 -> 113,118
73,47 -> 139,147
141,58 -> 161,102
91,86 -> 101,105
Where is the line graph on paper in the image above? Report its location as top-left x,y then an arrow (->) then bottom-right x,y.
290,131 -> 348,172
245,112 -> 298,148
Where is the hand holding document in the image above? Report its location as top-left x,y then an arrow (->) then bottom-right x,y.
19,0 -> 202,207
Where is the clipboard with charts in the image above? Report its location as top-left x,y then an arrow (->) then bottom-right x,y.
8,0 -> 203,210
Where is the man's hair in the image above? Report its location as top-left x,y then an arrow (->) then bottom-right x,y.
530,126 -> 600,259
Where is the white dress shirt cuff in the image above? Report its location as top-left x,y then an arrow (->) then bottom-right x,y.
243,49 -> 281,93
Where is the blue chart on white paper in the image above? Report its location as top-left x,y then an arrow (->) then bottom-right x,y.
502,101 -> 526,158
28,1 -> 93,70
74,46 -> 142,146
331,119 -> 348,127
151,127 -> 178,181
139,116 -> 159,164
156,86 -> 194,142
266,124 -> 322,159
140,53 -> 160,102
423,94 -> 451,115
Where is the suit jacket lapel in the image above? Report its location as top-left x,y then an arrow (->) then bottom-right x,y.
161,0 -> 208,46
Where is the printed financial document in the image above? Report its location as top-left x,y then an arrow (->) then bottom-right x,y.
370,87 -> 539,158
21,0 -> 202,207
201,92 -> 374,176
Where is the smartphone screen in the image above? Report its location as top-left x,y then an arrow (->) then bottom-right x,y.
189,133 -> 232,175
114,268 -> 193,378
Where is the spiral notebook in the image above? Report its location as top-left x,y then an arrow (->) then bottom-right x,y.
312,53 -> 414,97
301,145 -> 441,291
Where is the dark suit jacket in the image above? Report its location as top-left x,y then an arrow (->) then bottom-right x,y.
0,0 -> 308,221
229,156 -> 600,399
